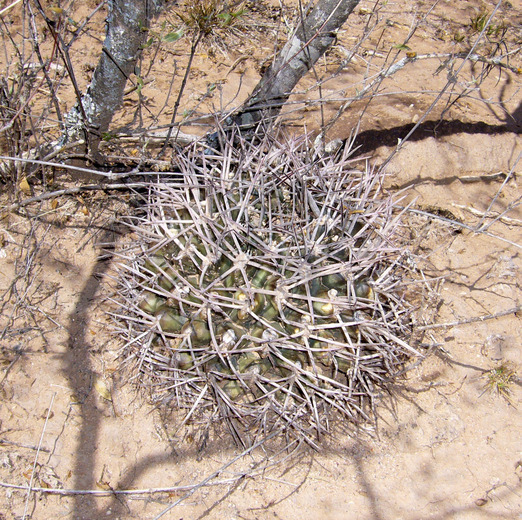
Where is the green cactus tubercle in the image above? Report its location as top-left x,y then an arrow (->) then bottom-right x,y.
136,175 -> 378,405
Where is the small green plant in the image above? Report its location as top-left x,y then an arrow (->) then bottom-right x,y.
470,11 -> 490,33
176,0 -> 247,37
483,363 -> 517,403
469,11 -> 508,38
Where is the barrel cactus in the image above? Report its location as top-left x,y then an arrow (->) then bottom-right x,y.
114,133 -> 418,446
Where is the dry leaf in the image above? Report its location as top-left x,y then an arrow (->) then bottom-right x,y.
19,177 -> 31,195
41,408 -> 54,420
49,7 -> 64,15
81,205 -> 89,216
94,377 -> 112,401
96,480 -> 112,491
51,199 -> 59,210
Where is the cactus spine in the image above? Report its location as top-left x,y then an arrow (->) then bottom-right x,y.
116,133 -> 418,445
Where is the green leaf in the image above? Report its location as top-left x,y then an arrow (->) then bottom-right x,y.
393,43 -> 411,51
141,37 -> 154,49
136,76 -> 144,95
137,20 -> 149,32
101,132 -> 115,142
164,30 -> 184,43
218,13 -> 232,24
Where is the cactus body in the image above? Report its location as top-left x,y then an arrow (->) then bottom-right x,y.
116,134 -> 418,444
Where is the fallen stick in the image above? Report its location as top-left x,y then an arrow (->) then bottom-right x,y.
417,305 -> 521,330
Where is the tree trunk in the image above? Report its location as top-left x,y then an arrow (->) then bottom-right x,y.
234,0 -> 360,130
64,0 -> 164,159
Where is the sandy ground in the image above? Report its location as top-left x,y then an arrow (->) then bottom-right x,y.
0,0 -> 521,519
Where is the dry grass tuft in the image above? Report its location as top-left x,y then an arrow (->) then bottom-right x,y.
483,363 -> 517,404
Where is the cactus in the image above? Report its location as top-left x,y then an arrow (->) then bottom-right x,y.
115,133 -> 419,446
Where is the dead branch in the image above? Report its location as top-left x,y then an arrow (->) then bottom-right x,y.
418,305 -> 521,330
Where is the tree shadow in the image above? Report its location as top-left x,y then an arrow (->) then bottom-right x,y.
62,228 -> 117,518
345,435 -> 521,520
349,117 -> 520,160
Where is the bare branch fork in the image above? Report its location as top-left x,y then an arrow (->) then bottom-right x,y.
230,0 -> 361,132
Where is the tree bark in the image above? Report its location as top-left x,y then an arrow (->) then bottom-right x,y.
64,0 -> 164,159
234,0 -> 360,130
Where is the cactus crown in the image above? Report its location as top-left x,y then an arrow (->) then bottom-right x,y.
115,132 -> 418,447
